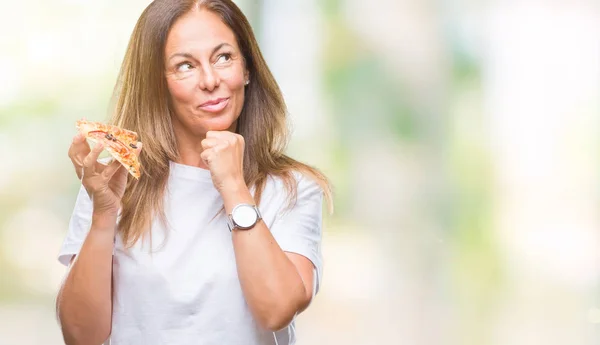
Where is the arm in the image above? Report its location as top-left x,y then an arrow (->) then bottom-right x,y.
57,134 -> 134,344
200,131 -> 318,331
222,184 -> 315,331
57,214 -> 115,345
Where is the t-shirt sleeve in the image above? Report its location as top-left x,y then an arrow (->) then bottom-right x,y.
57,185 -> 94,266
270,174 -> 325,295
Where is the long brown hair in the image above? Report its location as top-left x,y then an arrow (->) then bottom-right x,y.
109,0 -> 332,247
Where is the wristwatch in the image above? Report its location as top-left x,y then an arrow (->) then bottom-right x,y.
227,203 -> 262,231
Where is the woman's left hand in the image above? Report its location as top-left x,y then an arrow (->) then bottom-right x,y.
201,131 -> 245,193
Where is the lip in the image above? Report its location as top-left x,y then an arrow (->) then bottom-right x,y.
198,97 -> 229,113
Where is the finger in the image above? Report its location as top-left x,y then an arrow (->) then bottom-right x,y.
200,147 -> 210,159
68,134 -> 91,163
205,131 -> 217,138
135,141 -> 143,155
201,138 -> 219,149
73,133 -> 85,143
83,142 -> 105,171
101,159 -> 124,180
70,135 -> 92,180
208,131 -> 240,146
207,130 -> 236,141
202,144 -> 228,165
212,143 -> 228,152
205,131 -> 227,139
200,148 -> 212,163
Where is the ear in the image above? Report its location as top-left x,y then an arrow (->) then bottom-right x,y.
244,68 -> 250,85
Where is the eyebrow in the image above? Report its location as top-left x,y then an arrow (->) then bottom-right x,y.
168,43 -> 233,61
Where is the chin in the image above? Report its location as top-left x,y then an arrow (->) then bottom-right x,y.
199,112 -> 238,132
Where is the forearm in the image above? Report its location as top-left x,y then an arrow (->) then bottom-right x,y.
222,184 -> 307,331
57,214 -> 115,345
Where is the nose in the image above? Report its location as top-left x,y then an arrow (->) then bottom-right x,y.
198,65 -> 220,92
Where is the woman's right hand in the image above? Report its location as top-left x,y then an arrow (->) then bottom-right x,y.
68,134 -> 130,217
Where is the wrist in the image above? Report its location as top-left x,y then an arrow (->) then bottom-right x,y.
217,177 -> 247,195
218,180 -> 255,214
91,212 -> 118,231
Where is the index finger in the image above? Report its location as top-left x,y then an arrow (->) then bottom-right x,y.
205,131 -> 227,139
206,131 -> 237,145
68,133 -> 91,161
82,142 -> 105,171
69,134 -> 92,179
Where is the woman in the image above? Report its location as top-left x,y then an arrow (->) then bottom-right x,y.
56,1 -> 332,344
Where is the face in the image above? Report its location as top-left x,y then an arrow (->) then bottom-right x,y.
165,8 -> 249,137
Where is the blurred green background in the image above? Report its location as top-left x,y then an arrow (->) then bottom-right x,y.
1,0 -> 600,344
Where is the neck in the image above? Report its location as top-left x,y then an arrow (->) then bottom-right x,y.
172,118 -> 238,169
178,146 -> 209,169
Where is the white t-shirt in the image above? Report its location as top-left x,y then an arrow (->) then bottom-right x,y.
58,161 -> 324,345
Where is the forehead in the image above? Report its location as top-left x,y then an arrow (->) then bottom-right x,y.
165,8 -> 238,54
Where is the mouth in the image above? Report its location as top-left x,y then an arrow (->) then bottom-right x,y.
198,97 -> 230,113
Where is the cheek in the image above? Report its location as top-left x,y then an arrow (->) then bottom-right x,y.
218,68 -> 246,91
167,78 -> 196,104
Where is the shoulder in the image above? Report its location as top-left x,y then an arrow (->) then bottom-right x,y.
265,170 -> 323,197
262,170 -> 324,212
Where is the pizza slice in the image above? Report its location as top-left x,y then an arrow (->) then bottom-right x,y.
76,119 -> 142,179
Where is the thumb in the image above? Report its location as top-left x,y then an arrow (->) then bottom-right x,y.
135,141 -> 143,155
102,159 -> 124,179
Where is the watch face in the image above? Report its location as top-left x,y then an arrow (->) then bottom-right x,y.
232,204 -> 258,228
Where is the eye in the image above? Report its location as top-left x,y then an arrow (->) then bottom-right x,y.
176,62 -> 194,72
215,53 -> 232,64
